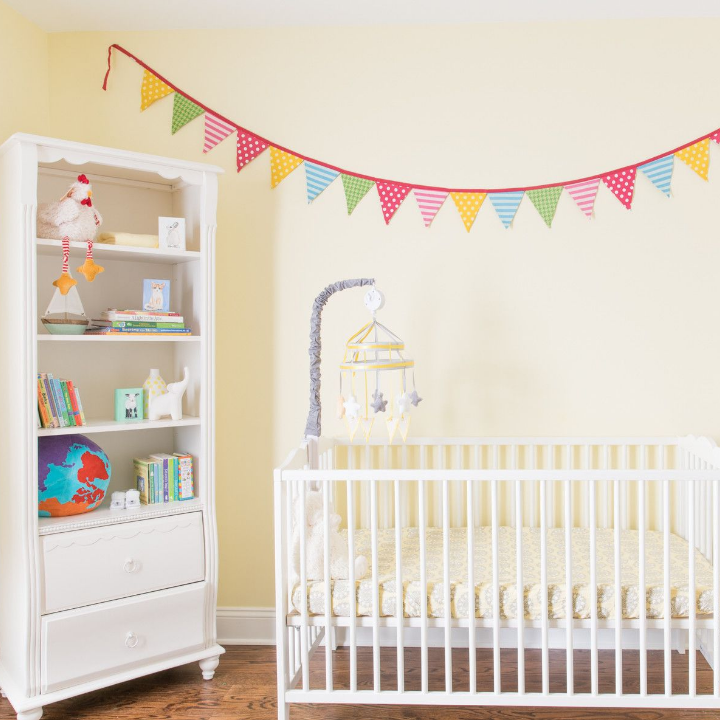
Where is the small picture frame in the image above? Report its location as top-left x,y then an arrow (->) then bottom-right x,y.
143,279 -> 171,313
159,217 -> 186,251
115,388 -> 143,423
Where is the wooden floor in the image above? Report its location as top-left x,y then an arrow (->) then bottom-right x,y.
1,646 -> 719,719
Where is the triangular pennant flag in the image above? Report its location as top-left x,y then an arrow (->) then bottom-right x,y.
639,155 -> 673,197
140,69 -> 173,111
236,129 -> 269,171
341,175 -> 375,215
398,416 -> 411,442
675,139 -> 710,181
413,189 -> 448,227
711,130 -> 720,145
270,147 -> 303,188
565,178 -> 599,218
526,186 -> 563,227
450,192 -> 486,232
204,113 -> 235,153
171,94 -> 204,134
385,416 -> 399,443
305,162 -> 340,203
376,181 -> 412,225
360,417 -> 375,442
346,417 -> 360,442
488,191 -> 524,228
602,168 -> 636,209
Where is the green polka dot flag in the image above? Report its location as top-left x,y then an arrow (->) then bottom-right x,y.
341,174 -> 375,215
527,186 -> 563,227
172,94 -> 204,135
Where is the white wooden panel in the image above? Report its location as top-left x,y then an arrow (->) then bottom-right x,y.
42,513 -> 205,613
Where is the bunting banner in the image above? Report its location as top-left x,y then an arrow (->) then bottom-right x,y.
103,44 -> 720,232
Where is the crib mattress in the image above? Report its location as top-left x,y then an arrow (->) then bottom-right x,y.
291,527 -> 715,620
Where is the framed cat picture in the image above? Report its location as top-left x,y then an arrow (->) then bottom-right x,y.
142,279 -> 171,313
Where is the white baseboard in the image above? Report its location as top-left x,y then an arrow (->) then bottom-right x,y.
217,607 -> 276,645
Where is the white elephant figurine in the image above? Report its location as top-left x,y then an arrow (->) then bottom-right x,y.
148,367 -> 189,421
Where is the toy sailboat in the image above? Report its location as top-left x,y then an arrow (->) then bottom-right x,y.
41,274 -> 89,335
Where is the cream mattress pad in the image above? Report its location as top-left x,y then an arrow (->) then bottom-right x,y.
292,527 -> 714,620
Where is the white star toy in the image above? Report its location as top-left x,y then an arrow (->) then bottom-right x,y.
370,391 -> 387,413
409,390 -> 423,407
395,392 -> 412,416
343,395 -> 361,422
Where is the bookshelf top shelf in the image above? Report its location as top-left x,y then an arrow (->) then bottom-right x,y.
36,238 -> 201,265
38,498 -> 204,536
37,335 -> 200,343
37,415 -> 201,437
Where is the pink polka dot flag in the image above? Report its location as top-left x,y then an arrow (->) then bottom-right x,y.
376,182 -> 412,225
236,129 -> 269,172
602,169 -> 637,210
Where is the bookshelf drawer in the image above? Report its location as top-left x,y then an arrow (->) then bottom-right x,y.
41,512 -> 205,613
41,583 -> 206,694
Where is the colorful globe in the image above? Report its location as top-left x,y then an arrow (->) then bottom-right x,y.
38,434 -> 111,517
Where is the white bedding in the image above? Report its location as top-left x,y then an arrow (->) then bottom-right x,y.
292,527 -> 714,620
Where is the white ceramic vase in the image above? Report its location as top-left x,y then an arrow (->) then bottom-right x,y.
143,368 -> 166,419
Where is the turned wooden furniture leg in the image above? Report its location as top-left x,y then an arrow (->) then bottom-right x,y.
199,655 -> 220,680
17,709 -> 43,720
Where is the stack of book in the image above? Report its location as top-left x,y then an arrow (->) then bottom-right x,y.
37,373 -> 86,428
86,309 -> 191,336
133,452 -> 194,505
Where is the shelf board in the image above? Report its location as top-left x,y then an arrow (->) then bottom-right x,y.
37,334 -> 199,342
38,497 -> 204,535
36,238 -> 201,265
37,416 -> 200,437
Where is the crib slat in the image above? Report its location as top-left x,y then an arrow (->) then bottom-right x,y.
589,477 -> 598,696
540,479 -> 549,695
714,478 -> 719,698
442,479 -> 452,692
467,478 -> 476,694
613,478 -> 622,696
299,480 -> 310,692
547,444 -> 555,528
639,477 -> 647,696
689,475 -> 696,697
419,447 -> 428,694
370,479 -> 380,692
663,477 -> 671,697
565,453 -> 574,696
286,478 -> 295,679
347,477 -> 357,693
394,479 -> 404,692
515,478 -> 524,695
491,477 -> 501,694
322,479 -> 333,691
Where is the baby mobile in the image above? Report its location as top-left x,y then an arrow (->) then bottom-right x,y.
36,174 -> 104,334
337,286 -> 421,443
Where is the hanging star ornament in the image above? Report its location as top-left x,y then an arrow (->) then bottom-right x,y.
343,395 -> 361,422
370,390 -> 387,413
409,390 -> 423,407
396,392 -> 412,416
76,258 -> 105,282
52,272 -> 77,295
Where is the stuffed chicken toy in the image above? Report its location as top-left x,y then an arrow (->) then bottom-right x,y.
292,489 -> 368,583
37,174 -> 104,295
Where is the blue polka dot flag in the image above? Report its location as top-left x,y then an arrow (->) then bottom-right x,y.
305,162 -> 340,203
638,155 -> 674,197
489,191 -> 524,228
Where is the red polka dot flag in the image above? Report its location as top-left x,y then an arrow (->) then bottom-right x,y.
102,43 -> 720,232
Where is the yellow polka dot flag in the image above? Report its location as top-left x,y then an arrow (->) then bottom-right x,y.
270,147 -> 304,188
140,69 -> 173,111
675,139 -> 710,181
450,192 -> 487,232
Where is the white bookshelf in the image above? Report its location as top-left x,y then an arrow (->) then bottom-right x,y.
0,134 -> 224,720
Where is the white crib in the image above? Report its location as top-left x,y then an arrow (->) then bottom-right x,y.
274,434 -> 720,716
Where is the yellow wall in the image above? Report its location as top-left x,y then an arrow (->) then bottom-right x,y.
4,12 -> 720,607
0,1 -> 48,140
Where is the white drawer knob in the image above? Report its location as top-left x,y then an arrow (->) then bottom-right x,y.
125,631 -> 139,649
123,558 -> 139,573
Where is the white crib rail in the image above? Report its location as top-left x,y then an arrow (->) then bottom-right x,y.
274,435 -> 720,716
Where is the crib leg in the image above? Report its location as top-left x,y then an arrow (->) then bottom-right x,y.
673,629 -> 686,654
330,626 -> 338,652
278,698 -> 290,720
